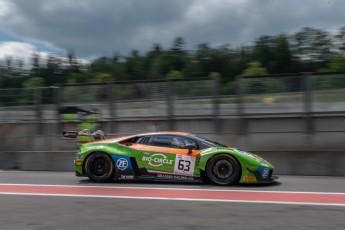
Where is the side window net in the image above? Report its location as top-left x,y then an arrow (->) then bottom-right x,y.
137,136 -> 151,145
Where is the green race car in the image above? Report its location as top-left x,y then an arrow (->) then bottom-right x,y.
64,130 -> 278,185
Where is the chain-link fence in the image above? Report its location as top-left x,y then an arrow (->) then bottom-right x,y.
0,87 -> 56,123
239,75 -> 304,114
0,77 -> 219,135
237,72 -> 345,115
1,73 -> 345,133
58,78 -> 217,120
236,72 -> 345,134
310,73 -> 345,112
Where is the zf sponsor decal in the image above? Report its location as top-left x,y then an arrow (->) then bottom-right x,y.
116,158 -> 129,171
174,154 -> 196,177
142,153 -> 174,167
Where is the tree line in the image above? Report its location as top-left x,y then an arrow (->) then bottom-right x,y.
1,26 -> 345,94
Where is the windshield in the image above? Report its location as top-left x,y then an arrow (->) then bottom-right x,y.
188,134 -> 227,148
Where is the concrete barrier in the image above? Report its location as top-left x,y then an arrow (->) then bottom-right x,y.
1,151 -> 74,171
259,151 -> 345,176
1,115 -> 345,175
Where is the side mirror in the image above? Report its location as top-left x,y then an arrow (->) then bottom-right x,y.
185,144 -> 197,154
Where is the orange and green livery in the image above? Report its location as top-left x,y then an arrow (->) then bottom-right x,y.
64,130 -> 278,185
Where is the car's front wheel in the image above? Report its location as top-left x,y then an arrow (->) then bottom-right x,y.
85,152 -> 115,182
206,154 -> 241,185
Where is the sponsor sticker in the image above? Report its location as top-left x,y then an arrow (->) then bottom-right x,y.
262,168 -> 269,179
75,161 -> 82,166
116,158 -> 129,171
120,175 -> 134,180
142,153 -> 174,167
243,176 -> 256,181
157,174 -> 194,180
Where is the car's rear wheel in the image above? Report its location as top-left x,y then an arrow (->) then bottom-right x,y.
206,154 -> 241,185
85,152 -> 115,182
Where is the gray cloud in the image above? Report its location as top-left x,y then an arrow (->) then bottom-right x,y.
1,0 -> 345,59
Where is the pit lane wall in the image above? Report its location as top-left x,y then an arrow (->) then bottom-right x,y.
1,115 -> 345,176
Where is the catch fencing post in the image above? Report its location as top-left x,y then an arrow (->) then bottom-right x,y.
236,75 -> 247,135
167,80 -> 174,130
34,87 -> 42,135
107,83 -> 117,133
303,72 -> 313,148
213,76 -> 221,133
54,86 -> 62,134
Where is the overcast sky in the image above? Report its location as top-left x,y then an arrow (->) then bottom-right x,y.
0,0 -> 344,64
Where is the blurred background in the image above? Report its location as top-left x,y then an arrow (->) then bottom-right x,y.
1,0 -> 345,176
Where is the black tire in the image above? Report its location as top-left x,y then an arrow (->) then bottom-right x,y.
84,152 -> 115,182
206,154 -> 241,186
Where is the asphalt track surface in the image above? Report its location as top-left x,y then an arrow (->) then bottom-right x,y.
0,171 -> 344,230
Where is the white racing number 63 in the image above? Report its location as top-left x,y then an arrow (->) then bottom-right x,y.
178,159 -> 191,171
174,154 -> 196,176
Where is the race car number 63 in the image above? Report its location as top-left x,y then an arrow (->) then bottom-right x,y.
178,159 -> 191,171
174,154 -> 196,176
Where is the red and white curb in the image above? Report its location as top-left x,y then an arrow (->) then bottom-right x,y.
0,184 -> 345,206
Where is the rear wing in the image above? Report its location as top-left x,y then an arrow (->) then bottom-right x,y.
63,129 -> 106,143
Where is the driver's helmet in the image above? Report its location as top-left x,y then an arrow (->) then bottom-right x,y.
172,137 -> 184,147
